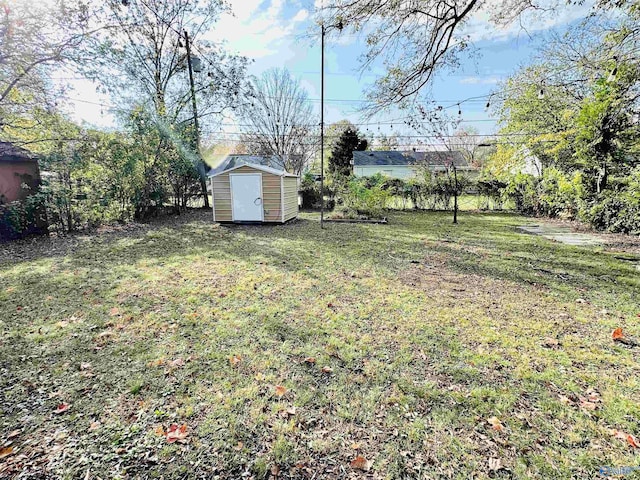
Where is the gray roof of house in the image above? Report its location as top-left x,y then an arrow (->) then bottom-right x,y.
0,141 -> 36,161
352,150 -> 469,168
352,151 -> 412,166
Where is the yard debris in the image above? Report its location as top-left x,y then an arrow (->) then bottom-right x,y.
274,385 -> 288,397
487,417 -> 504,432
229,355 -> 242,366
54,403 -> 70,414
612,328 -> 639,347
166,424 -> 188,443
303,357 -> 316,364
543,337 -> 561,348
350,455 -> 370,471
610,429 -> 640,449
168,358 -> 185,368
488,457 -> 503,472
0,446 -> 14,459
321,366 -> 333,374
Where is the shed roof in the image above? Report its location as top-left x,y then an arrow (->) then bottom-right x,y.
352,150 -> 469,168
207,154 -> 297,177
0,141 -> 36,162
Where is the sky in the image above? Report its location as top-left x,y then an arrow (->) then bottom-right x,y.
62,0 -> 596,144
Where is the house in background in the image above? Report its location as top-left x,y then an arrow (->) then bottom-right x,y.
207,155 -> 298,224
0,141 -> 48,240
0,141 -> 42,204
352,150 -> 475,179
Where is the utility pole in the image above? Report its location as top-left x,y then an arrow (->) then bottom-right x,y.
320,24 -> 325,229
184,30 -> 210,209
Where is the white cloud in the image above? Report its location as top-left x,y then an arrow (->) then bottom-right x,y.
207,1 -> 311,59
461,0 -> 595,42
459,76 -> 503,85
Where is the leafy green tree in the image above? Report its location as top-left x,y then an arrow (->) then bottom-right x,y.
328,128 -> 367,179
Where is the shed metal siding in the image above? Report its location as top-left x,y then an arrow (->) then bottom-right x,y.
283,176 -> 298,221
212,165 -> 285,222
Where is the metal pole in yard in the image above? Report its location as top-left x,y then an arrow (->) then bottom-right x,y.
453,163 -> 458,224
320,24 -> 325,229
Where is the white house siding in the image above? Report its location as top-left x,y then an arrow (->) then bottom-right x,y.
353,165 -> 418,179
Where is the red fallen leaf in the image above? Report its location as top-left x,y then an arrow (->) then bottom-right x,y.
611,429 -> 639,448
229,355 -> 242,366
612,328 -> 624,340
275,385 -> 287,397
0,446 -> 13,459
327,303 -> 334,308
350,455 -> 369,471
166,424 -> 188,443
54,403 -> 70,414
16,306 -> 22,312
487,416 -> 504,432
219,293 -> 227,298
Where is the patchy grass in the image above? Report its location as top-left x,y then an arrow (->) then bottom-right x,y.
1,210 -> 639,479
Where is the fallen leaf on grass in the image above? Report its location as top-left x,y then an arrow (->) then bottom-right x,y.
351,442 -> 360,450
7,430 -> 20,439
270,465 -> 280,476
321,366 -> 333,374
579,400 -> 598,411
275,385 -> 287,397
109,307 -> 120,316
488,458 -> 502,472
166,424 -> 188,443
229,355 -> 242,366
487,417 -> 504,432
148,358 -> 165,367
543,337 -> 560,348
0,446 -> 13,459
169,358 -> 185,368
612,328 -> 624,340
350,455 -> 369,471
80,362 -> 92,370
303,357 -> 316,364
154,425 -> 165,436
283,406 -> 297,416
611,429 -> 640,448
89,421 -> 101,431
54,403 -> 70,414
234,441 -> 243,451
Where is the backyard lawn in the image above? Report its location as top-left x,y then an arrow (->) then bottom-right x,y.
1,210 -> 639,479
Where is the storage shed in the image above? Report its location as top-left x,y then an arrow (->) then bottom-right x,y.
207,157 -> 298,223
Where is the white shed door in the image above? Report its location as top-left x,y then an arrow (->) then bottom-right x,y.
230,174 -> 263,221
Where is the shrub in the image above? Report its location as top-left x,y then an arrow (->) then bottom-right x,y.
342,178 -> 390,218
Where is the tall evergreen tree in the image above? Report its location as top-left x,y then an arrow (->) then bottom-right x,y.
328,128 -> 367,178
